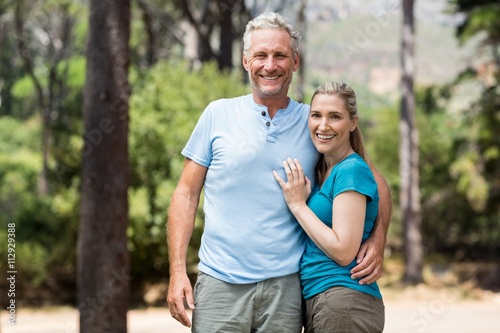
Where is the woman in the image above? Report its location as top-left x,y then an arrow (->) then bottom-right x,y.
273,81 -> 385,332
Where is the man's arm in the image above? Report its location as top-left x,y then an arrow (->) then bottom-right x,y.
350,164 -> 392,285
167,158 -> 207,327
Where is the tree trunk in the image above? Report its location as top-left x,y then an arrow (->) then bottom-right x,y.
137,0 -> 156,67
176,0 -> 216,65
217,0 -> 237,70
77,1 -> 131,332
294,0 -> 307,103
400,0 -> 423,284
176,0 -> 249,70
14,0 -> 49,195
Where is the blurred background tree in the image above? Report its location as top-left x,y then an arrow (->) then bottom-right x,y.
77,0 -> 131,331
399,0 -> 423,285
447,0 -> 500,251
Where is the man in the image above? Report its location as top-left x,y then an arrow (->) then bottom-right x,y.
167,12 -> 391,333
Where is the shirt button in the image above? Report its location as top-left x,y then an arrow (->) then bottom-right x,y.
266,121 -> 271,127
261,111 -> 266,116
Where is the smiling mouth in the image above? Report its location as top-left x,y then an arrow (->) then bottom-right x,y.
261,75 -> 280,80
317,134 -> 335,140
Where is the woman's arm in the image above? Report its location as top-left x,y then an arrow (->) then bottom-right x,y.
290,190 -> 367,266
350,164 -> 392,284
273,158 -> 366,266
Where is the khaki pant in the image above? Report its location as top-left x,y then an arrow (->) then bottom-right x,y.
304,286 -> 385,333
192,271 -> 303,333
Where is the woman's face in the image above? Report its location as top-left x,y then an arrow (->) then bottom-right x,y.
308,93 -> 357,157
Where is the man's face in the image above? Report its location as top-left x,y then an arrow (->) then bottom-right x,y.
243,28 -> 299,99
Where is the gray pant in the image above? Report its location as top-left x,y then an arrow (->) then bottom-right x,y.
304,286 -> 385,333
192,271 -> 303,333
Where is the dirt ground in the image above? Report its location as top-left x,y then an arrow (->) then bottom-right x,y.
3,287 -> 500,333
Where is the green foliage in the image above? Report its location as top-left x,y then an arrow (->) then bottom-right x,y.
363,0 -> 500,258
363,105 -> 400,187
362,103 -> 401,243
445,0 -> 500,254
0,116 -> 79,288
59,56 -> 86,89
11,76 -> 37,100
0,117 -> 41,221
450,150 -> 489,211
128,60 -> 248,279
414,86 -> 468,252
455,1 -> 500,45
50,56 -> 86,180
10,76 -> 40,119
416,81 -> 499,256
448,80 -> 499,213
363,79 -> 500,257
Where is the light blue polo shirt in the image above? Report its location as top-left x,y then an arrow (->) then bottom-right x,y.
182,94 -> 319,284
301,153 -> 382,299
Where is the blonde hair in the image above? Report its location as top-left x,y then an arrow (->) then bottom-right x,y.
311,82 -> 370,184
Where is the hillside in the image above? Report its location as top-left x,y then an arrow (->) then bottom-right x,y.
303,0 -> 477,102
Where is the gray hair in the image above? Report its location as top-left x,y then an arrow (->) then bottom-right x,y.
243,12 -> 301,58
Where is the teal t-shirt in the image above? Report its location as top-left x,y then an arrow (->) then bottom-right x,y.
300,153 -> 382,300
